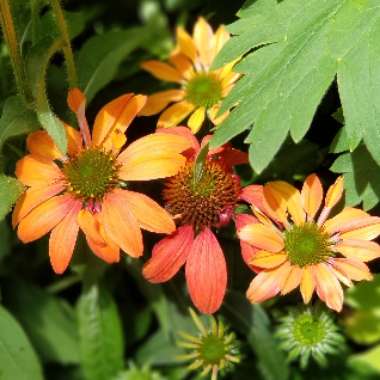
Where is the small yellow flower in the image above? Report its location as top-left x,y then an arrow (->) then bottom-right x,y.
140,17 -> 240,134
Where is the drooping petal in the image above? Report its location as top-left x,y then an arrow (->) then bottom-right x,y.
176,26 -> 197,63
185,228 -> 227,314
141,60 -> 183,83
250,251 -> 288,269
332,258 -> 373,282
314,263 -> 344,312
17,194 -> 77,243
325,176 -> 344,209
238,223 -> 284,252
334,239 -> 380,262
86,236 -> 120,264
157,101 -> 195,129
301,174 -> 323,220
16,155 -> 63,187
188,107 -> 206,134
138,90 -> 185,116
116,189 -> 175,234
300,267 -> 315,304
143,225 -> 194,283
323,207 -> 370,234
101,190 -> 143,257
92,94 -> 146,151
280,265 -> 303,295
12,183 -> 65,227
193,17 -> 214,67
77,209 -> 105,246
49,200 -> 81,274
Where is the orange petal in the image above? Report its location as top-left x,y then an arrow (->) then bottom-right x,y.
323,207 -> 369,234
300,267 -> 315,303
138,89 -> 185,116
101,190 -> 143,257
340,223 -> 380,241
27,130 -> 62,160
49,200 -> 81,274
12,183 -> 65,227
86,236 -> 120,264
335,239 -> 380,262
17,194 -> 77,243
238,223 -> 284,252
301,174 -> 323,220
246,262 -> 290,303
185,228 -> 227,314
156,126 -> 200,155
157,101 -> 195,128
16,155 -> 63,187
143,225 -> 194,283
250,251 -> 288,269
169,54 -> 194,80
193,17 -> 214,67
332,258 -> 373,282
264,181 -> 305,226
77,209 -> 104,246
67,87 -> 86,114
141,60 -> 183,83
188,107 -> 205,134
280,265 -> 303,295
176,26 -> 197,63
314,263 -> 344,312
325,176 -> 344,209
207,103 -> 229,125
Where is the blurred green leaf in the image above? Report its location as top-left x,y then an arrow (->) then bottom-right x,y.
350,344 -> 380,374
113,363 -> 165,380
77,282 -> 124,380
0,96 -> 39,152
0,175 -> 23,221
5,279 -> 80,364
0,305 -> 43,380
0,220 -> 11,261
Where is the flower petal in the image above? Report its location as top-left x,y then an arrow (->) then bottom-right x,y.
49,200 -> 81,274
193,17 -> 214,67
335,239 -> 380,262
169,54 -> 194,80
340,223 -> 380,241
301,174 -> 323,219
101,190 -> 143,257
250,251 -> 288,269
238,223 -> 284,252
280,265 -> 303,295
325,176 -> 344,209
143,225 -> 194,283
176,26 -> 197,62
300,267 -> 315,304
156,126 -> 200,156
157,101 -> 195,129
332,258 -> 373,282
213,25 -> 230,56
17,194 -> 77,243
185,228 -> 227,314
323,207 -> 370,235
86,237 -> 120,264
188,107 -> 205,134
138,90 -> 185,116
314,263 -> 344,312
141,60 -> 183,83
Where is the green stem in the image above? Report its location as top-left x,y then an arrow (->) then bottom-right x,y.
0,0 -> 31,104
49,0 -> 77,87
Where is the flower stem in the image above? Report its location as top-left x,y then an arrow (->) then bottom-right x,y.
0,0 -> 31,104
49,0 -> 78,87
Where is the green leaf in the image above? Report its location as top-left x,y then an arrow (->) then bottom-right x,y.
222,291 -> 289,380
211,0 -> 380,173
0,175 -> 23,221
0,96 -> 39,152
77,283 -> 124,380
193,143 -> 209,185
0,305 -> 43,380
5,279 -> 79,364
27,37 -> 67,153
77,28 -> 147,102
350,344 -> 380,374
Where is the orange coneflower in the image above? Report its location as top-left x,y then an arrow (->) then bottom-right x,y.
13,88 -> 192,274
237,174 -> 380,312
140,17 -> 240,134
143,127 -> 247,314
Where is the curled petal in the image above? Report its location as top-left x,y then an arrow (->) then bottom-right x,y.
86,237 -> 120,264
301,174 -> 323,219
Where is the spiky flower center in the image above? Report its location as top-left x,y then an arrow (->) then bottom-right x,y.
185,73 -> 223,108
293,313 -> 326,346
163,160 -> 239,232
284,223 -> 331,267
200,335 -> 226,365
63,148 -> 119,200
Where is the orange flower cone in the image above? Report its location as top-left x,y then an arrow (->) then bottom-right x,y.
13,89 -> 193,274
237,174 -> 380,312
140,17 -> 240,134
143,127 -> 247,314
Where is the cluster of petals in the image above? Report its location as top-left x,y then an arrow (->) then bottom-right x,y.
237,174 -> 380,312
12,89 -> 192,274
140,17 -> 240,133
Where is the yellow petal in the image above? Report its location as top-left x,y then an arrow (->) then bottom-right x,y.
169,54 -> 194,80
340,223 -> 380,241
323,207 -> 369,234
193,17 -> 214,67
213,25 -> 230,56
301,174 -> 323,219
141,60 -> 183,83
176,26 -> 197,63
238,223 -> 284,252
300,267 -> 315,304
138,89 -> 185,116
157,101 -> 195,128
188,107 -> 205,134
332,258 -> 373,281
325,176 -> 344,209
280,266 -> 303,295
250,251 -> 288,269
335,239 -> 380,262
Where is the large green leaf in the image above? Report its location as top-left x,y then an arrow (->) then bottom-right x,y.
0,175 -> 24,221
5,280 -> 80,364
77,283 -> 124,380
0,305 -> 43,380
211,0 -> 380,173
